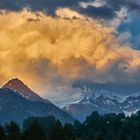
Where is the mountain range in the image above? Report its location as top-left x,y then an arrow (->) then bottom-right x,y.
0,78 -> 139,123
63,90 -> 140,122
0,78 -> 74,124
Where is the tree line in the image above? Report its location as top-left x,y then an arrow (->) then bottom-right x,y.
0,111 -> 140,140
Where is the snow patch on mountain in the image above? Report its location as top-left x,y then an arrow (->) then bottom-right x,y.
123,109 -> 140,117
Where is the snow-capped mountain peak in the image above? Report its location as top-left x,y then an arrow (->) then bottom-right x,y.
63,92 -> 140,122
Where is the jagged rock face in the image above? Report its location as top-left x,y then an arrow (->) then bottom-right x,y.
122,96 -> 140,116
63,93 -> 140,122
2,78 -> 51,104
0,88 -> 74,124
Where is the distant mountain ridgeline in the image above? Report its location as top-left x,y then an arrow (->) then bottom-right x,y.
63,93 -> 140,122
64,81 -> 140,122
0,78 -> 140,124
0,78 -> 140,140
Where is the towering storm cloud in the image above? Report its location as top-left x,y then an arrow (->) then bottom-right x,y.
0,9 -> 140,105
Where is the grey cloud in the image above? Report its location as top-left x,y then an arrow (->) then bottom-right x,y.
72,56 -> 140,95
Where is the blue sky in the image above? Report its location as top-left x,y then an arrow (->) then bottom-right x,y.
119,13 -> 140,50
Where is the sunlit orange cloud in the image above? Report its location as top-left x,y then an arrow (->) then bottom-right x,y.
0,9 -> 140,104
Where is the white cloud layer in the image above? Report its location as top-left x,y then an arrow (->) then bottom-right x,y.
79,0 -> 106,8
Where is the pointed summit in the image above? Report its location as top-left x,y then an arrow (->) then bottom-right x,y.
3,78 -> 27,89
2,78 -> 51,104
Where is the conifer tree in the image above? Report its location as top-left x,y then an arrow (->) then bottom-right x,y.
5,121 -> 21,140
23,121 -> 46,140
119,133 -> 127,140
50,120 -> 64,140
0,125 -> 6,140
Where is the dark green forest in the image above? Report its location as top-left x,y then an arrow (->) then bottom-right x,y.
0,111 -> 140,140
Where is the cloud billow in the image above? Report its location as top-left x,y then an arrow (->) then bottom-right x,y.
0,0 -> 140,19
0,10 -> 140,105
